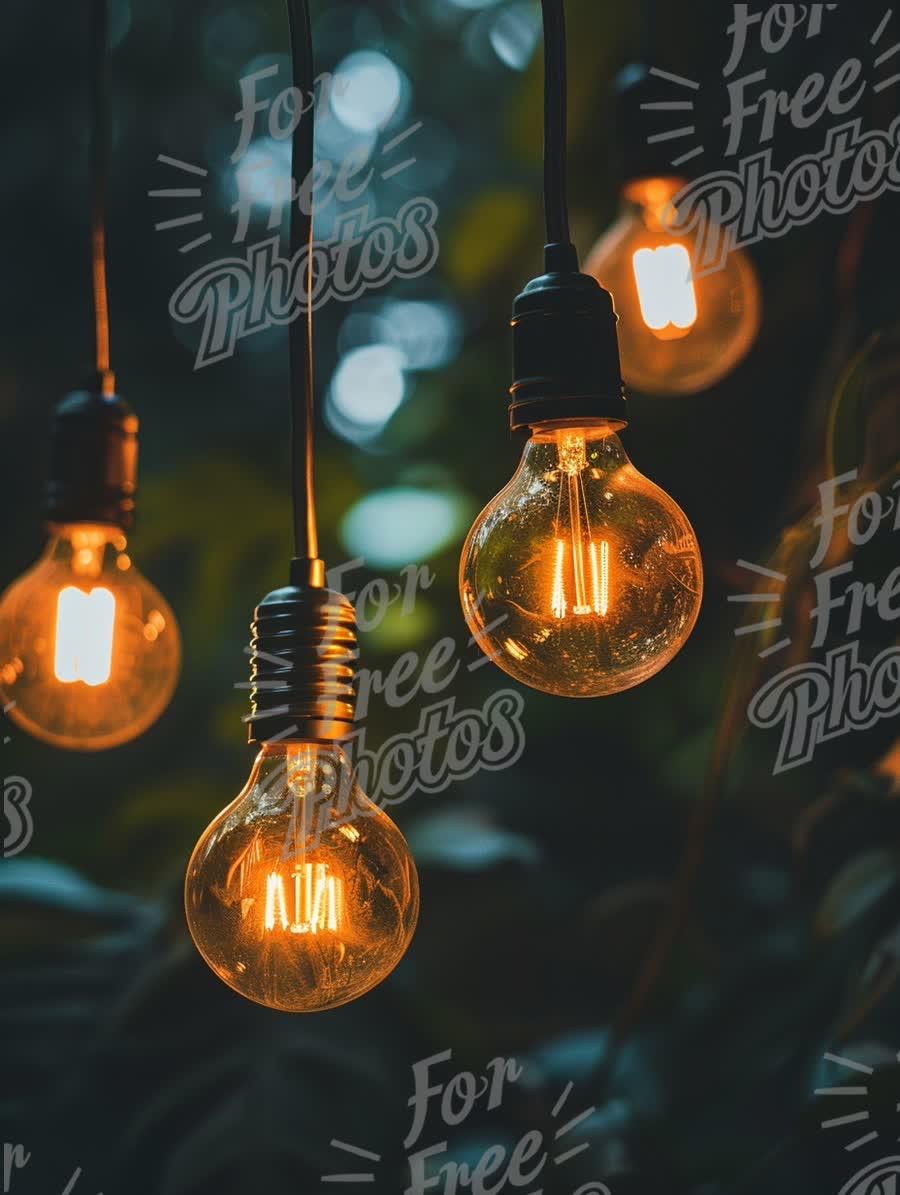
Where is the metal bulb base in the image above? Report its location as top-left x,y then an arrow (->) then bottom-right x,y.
245,581 -> 358,744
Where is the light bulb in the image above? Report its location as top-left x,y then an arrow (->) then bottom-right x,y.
585,178 -> 760,395
0,524 -> 180,750
185,740 -> 419,1013
460,421 -> 703,697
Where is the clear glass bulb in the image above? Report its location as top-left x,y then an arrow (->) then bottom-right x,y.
585,177 -> 760,395
0,523 -> 180,750
460,422 -> 703,697
185,741 -> 420,1013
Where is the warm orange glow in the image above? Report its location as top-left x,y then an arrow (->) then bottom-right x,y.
585,176 -> 760,395
69,526 -> 108,576
265,871 -> 289,931
503,637 -> 528,662
0,523 -> 180,750
264,864 -> 344,935
632,245 -> 698,336
185,742 -> 419,1013
549,433 -> 612,623
54,586 -> 115,686
590,540 -> 609,617
551,539 -> 567,619
459,423 -> 703,697
551,537 -> 610,621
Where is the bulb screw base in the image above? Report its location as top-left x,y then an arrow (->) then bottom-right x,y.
42,377 -> 138,531
510,267 -> 627,431
245,582 -> 358,745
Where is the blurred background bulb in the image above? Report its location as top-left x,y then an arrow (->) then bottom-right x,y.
585,177 -> 760,396
460,422 -> 703,697
0,523 -> 180,750
185,741 -> 419,1013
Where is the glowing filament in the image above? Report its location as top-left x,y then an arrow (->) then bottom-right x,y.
264,872 -> 289,930
551,540 -> 610,620
265,863 -> 343,935
558,431 -> 588,475
590,540 -> 609,616
53,587 -> 115,686
632,245 -> 698,333
551,540 -> 567,619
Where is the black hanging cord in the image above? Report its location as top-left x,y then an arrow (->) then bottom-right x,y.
540,0 -> 577,271
91,0 -> 113,395
286,0 -> 320,570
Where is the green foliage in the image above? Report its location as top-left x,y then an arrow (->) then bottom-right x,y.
3,0 -> 900,1192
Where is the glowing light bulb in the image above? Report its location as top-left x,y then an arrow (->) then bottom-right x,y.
0,524 -> 180,750
631,244 -> 697,333
460,422 -> 703,697
185,740 -> 419,1013
585,178 -> 760,395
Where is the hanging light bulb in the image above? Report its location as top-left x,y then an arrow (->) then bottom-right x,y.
185,581 -> 419,1013
582,64 -> 760,396
0,514 -> 180,751
0,380 -> 181,753
461,9 -> 703,696
585,175 -> 760,396
187,746 -> 419,1013
0,0 -> 180,749
460,419 -> 702,697
185,0 -> 417,1012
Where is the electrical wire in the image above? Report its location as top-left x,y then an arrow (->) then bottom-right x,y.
91,0 -> 113,396
540,0 -> 572,253
286,0 -> 319,565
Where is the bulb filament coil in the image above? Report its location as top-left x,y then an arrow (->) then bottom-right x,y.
264,863 -> 343,935
551,432 -> 611,621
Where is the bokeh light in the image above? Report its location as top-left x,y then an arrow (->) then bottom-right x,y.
326,345 -> 407,442
231,135 -> 292,210
489,2 -> 541,70
336,301 -> 462,375
443,0 -> 504,10
332,51 -> 406,134
340,487 -> 469,565
379,300 -> 463,370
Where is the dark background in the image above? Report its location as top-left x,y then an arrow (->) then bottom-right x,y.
3,1 -> 900,1192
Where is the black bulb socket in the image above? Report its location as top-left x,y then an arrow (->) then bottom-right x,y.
613,63 -> 698,186
42,376 -> 138,531
510,253 -> 627,431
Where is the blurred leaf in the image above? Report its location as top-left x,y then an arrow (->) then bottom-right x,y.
106,771 -> 229,889
827,333 -> 882,480
815,849 -> 900,940
827,327 -> 900,483
445,189 -> 535,290
0,858 -> 141,947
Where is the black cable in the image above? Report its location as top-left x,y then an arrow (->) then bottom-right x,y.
91,0 -> 113,394
540,0 -> 575,265
286,0 -> 319,565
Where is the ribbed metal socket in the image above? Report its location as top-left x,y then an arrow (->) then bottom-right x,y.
245,583 -> 358,744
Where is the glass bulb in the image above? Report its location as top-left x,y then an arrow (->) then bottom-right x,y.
0,524 -> 180,750
460,422 -> 703,697
185,741 -> 419,1013
585,177 -> 760,395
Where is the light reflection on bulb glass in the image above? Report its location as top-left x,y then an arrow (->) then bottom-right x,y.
460,423 -> 703,697
0,524 -> 180,750
185,741 -> 419,1013
586,178 -> 760,395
